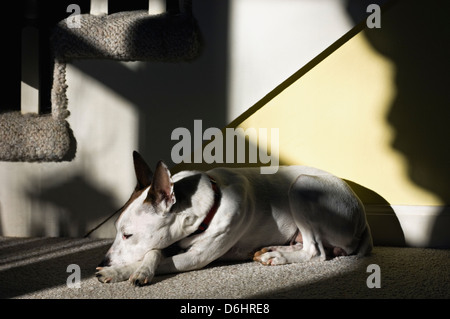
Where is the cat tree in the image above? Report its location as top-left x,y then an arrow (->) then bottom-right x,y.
0,0 -> 201,162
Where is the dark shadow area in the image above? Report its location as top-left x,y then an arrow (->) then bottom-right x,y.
0,237 -> 110,298
345,0 -> 390,24
26,175 -> 118,237
0,1 -> 26,112
347,0 -> 450,248
344,180 -> 405,246
0,0 -> 91,113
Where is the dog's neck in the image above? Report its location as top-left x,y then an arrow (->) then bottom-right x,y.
163,175 -> 221,257
188,175 -> 221,237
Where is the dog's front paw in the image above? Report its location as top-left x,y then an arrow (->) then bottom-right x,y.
253,248 -> 287,266
128,250 -> 160,286
129,269 -> 154,286
95,266 -> 129,283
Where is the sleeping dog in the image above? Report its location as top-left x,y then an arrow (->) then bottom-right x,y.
96,151 -> 372,285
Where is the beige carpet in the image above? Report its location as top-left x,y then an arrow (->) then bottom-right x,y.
0,236 -> 449,299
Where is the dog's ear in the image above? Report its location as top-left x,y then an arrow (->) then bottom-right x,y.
147,160 -> 176,210
133,151 -> 153,190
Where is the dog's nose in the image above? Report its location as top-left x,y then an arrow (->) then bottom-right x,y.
98,256 -> 111,268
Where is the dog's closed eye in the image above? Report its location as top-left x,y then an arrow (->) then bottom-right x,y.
122,233 -> 133,240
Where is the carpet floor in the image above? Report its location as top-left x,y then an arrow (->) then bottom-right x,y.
0,237 -> 449,299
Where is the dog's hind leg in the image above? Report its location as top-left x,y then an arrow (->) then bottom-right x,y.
253,230 -> 304,264
255,242 -> 303,255
253,233 -> 323,265
254,174 -> 353,266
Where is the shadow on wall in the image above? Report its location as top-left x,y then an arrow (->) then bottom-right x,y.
26,175 -> 118,237
347,0 -> 450,247
71,0 -> 230,168
344,180 -> 405,246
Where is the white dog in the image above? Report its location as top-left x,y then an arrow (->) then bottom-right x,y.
96,151 -> 372,286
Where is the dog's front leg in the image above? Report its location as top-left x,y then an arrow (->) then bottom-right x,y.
129,249 -> 162,286
156,249 -> 218,275
156,233 -> 240,275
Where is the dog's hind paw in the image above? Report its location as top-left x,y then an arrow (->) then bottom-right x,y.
253,249 -> 287,266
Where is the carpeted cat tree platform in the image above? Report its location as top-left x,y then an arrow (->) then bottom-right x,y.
0,0 -> 201,162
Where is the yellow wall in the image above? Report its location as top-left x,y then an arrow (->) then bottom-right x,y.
239,30 -> 441,206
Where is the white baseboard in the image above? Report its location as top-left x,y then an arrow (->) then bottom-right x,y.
365,205 -> 450,248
